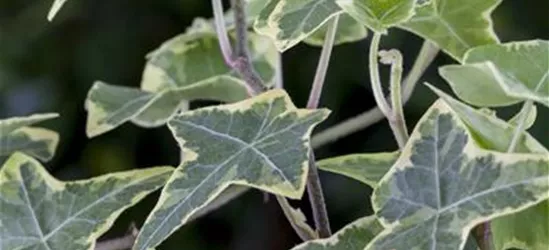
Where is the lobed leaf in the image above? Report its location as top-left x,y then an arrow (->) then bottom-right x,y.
399,0 -> 501,61
84,19 -> 278,137
290,216 -> 383,250
0,153 -> 173,250
133,89 -> 330,250
317,152 -> 399,187
366,99 -> 549,250
336,0 -> 415,33
0,113 -> 59,165
253,0 -> 343,52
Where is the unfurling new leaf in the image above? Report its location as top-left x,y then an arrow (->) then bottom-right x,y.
0,153 -> 173,250
133,89 -> 330,250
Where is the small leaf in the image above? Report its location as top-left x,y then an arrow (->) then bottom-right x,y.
366,100 -> 549,250
427,84 -> 547,154
0,153 -> 173,250
290,216 -> 383,250
277,195 -> 318,240
133,89 -> 330,250
47,0 -> 68,21
317,152 -> 399,187
508,104 -> 537,130
254,0 -> 342,52
336,0 -> 415,33
85,19 -> 278,137
492,201 -> 548,250
303,13 -> 368,46
399,0 -> 501,61
0,113 -> 59,165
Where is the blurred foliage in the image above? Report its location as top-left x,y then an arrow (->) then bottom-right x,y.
0,0 -> 547,249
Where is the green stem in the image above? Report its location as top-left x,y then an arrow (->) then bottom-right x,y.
311,41 -> 439,149
368,33 -> 392,117
508,100 -> 534,153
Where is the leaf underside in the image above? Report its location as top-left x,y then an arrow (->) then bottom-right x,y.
367,99 -> 549,250
336,0 -> 415,33
133,89 -> 330,250
0,113 -> 59,165
0,153 -> 173,250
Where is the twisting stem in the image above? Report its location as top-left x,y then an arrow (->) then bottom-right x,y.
379,49 -> 409,148
368,32 -> 392,117
304,15 -> 340,238
307,15 -> 340,109
310,41 -> 438,148
211,0 -> 266,95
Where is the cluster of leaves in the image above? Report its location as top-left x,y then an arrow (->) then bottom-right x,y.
0,0 -> 546,250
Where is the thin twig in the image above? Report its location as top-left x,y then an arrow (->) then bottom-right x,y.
311,41 -> 439,148
303,15 -> 340,238
95,224 -> 138,250
211,0 -> 266,95
307,15 -> 340,109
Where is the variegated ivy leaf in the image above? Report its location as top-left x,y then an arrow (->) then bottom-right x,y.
508,103 -> 537,130
85,18 -> 278,137
47,0 -> 68,20
399,0 -> 501,61
427,83 -> 548,154
0,153 -> 173,250
254,0 -> 342,51
366,99 -> 549,250
317,152 -> 399,187
133,89 -> 329,250
441,40 -> 549,107
336,0 -> 415,33
303,13 -> 368,47
0,113 -> 59,165
427,85 -> 549,250
290,216 -> 383,250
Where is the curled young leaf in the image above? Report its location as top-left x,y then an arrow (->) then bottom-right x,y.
0,113 -> 59,165
399,0 -> 501,61
133,89 -> 330,250
84,18 -> 278,137
290,216 -> 383,250
366,100 -> 549,250
0,153 -> 173,250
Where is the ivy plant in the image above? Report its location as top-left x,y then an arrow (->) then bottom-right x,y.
0,0 -> 546,249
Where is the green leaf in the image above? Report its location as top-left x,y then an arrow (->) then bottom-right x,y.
254,0 -> 342,52
317,152 -> 399,187
492,201 -> 548,250
0,113 -> 59,165
85,18 -> 278,137
303,13 -> 368,46
427,84 -> 547,154
366,99 -> 549,250
0,153 -> 173,250
47,0 -> 68,21
290,216 -> 383,250
399,0 -> 501,61
508,104 -> 537,130
336,0 -> 415,33
133,89 -> 330,250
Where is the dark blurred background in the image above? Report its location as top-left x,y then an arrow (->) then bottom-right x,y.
0,0 -> 547,249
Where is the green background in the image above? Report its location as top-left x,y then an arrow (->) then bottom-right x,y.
0,0 -> 547,249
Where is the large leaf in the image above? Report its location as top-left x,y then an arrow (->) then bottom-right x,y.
290,216 -> 383,250
492,201 -> 548,250
85,18 -> 278,137
399,0 -> 501,61
336,0 -> 415,33
0,113 -> 59,165
317,152 -> 399,187
366,100 -> 549,250
253,0 -> 342,51
441,40 -> 549,107
133,89 -> 329,250
303,13 -> 368,46
0,153 -> 173,250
